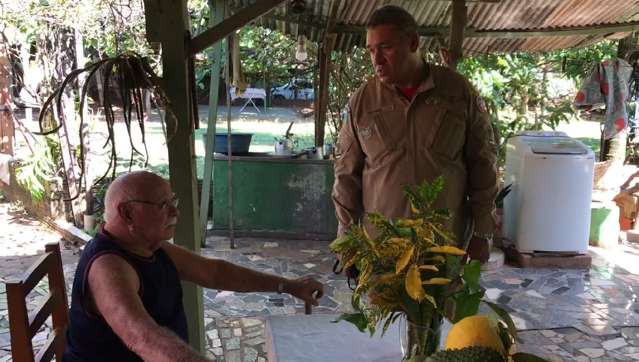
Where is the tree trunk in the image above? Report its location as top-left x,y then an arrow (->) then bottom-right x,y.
601,33 -> 639,163
37,26 -> 81,224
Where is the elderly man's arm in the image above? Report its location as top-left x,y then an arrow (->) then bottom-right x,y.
88,254 -> 211,362
162,242 -> 324,305
332,107 -> 365,236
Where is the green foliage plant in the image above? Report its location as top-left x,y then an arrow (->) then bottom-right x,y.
15,136 -> 61,202
330,178 -> 547,361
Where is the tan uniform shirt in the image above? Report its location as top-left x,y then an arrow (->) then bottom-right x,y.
332,64 -> 498,243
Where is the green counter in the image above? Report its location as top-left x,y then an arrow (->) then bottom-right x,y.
204,155 -> 337,240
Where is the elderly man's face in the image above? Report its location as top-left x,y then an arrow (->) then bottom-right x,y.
366,24 -> 417,85
125,178 -> 179,247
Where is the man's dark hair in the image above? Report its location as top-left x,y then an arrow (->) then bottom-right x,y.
366,5 -> 418,35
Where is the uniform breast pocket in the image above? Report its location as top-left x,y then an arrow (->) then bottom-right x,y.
430,112 -> 466,160
358,110 -> 402,163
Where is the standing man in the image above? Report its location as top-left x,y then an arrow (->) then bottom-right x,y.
332,5 -> 498,263
64,171 -> 323,361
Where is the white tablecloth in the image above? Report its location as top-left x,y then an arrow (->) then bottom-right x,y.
229,87 -> 266,101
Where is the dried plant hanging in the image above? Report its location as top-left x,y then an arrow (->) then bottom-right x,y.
36,52 -> 177,199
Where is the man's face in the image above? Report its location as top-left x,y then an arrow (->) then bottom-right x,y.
126,179 -> 179,247
366,24 -> 417,85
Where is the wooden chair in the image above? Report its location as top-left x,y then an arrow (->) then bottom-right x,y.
6,242 -> 69,362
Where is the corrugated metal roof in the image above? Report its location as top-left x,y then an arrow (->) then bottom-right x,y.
239,0 -> 639,53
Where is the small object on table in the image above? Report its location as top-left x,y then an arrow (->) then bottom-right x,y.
305,290 -> 320,315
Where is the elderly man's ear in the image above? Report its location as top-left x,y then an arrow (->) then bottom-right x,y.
118,203 -> 134,224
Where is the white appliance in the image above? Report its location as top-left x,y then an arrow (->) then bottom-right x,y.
503,131 -> 595,253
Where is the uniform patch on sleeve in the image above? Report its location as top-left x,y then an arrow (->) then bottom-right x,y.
358,126 -> 373,140
476,96 -> 488,113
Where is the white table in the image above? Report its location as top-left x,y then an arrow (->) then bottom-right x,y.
265,314 -> 402,362
230,87 -> 267,113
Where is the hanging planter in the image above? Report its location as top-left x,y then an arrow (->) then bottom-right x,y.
36,52 -> 177,199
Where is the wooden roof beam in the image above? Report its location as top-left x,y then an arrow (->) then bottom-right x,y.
189,0 -> 286,56
448,0 -> 467,69
471,21 -> 639,38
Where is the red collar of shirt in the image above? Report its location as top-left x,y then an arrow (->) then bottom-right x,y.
398,86 -> 419,101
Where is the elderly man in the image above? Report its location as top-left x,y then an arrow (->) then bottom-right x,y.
332,5 -> 498,263
63,171 -> 323,361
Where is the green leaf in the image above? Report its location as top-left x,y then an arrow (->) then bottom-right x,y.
404,356 -> 426,362
399,288 -> 421,323
380,311 -> 399,336
329,234 -> 351,251
462,260 -> 481,290
484,300 -> 518,341
396,227 -> 413,238
396,246 -> 414,274
332,312 -> 369,333
512,352 -> 550,362
452,291 -> 483,322
444,255 -> 461,280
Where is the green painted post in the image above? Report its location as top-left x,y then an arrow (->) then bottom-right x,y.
199,0 -> 226,247
144,0 -> 205,352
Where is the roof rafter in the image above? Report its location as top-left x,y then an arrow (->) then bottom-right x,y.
190,0 -> 286,56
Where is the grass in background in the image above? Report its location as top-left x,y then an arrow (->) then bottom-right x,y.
577,137 -> 600,160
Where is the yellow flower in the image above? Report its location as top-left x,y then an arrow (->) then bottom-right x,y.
405,265 -> 426,302
410,203 -> 420,214
423,293 -> 437,308
386,237 -> 410,246
426,246 -> 466,256
418,265 -> 439,272
396,246 -> 414,274
416,227 -> 436,244
396,218 -> 423,228
422,277 -> 452,285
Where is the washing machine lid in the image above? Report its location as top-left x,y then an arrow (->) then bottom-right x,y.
521,137 -> 589,155
519,131 -> 568,137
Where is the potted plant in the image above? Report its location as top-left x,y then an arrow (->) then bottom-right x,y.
330,178 -> 545,361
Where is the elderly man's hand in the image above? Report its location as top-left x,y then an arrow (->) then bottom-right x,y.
286,276 -> 324,306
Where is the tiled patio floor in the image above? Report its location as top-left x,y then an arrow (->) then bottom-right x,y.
1,198 -> 639,361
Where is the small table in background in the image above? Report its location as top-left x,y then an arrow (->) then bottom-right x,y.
230,87 -> 267,113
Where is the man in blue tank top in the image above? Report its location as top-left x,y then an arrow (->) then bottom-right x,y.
63,171 -> 324,361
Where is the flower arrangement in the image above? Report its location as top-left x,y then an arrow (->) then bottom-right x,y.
330,178 -> 545,362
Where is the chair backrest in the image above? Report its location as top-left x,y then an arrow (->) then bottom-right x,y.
6,242 -> 69,362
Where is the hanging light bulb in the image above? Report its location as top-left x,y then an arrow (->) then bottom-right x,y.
295,34 -> 308,62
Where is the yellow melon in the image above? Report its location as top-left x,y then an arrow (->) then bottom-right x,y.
444,315 -> 505,354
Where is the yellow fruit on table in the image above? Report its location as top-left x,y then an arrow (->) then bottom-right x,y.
445,315 -> 505,355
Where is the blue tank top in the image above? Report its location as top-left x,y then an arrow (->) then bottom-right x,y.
63,232 -> 188,361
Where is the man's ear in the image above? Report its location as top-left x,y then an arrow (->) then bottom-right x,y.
118,203 -> 133,224
409,32 -> 420,52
